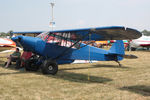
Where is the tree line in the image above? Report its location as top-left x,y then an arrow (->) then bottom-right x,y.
0,31 -> 12,37
141,30 -> 150,36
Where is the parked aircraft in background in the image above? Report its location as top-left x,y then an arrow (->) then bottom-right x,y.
129,35 -> 150,51
11,26 -> 141,75
0,38 -> 16,52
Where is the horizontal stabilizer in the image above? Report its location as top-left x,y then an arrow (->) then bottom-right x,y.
123,54 -> 138,59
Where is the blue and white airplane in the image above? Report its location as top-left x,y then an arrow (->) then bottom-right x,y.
11,26 -> 142,75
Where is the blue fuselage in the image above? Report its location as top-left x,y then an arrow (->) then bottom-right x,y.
12,36 -> 124,64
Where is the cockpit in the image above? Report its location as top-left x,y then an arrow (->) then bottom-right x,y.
37,31 -> 81,49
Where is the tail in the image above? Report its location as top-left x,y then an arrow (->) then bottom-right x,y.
106,40 -> 125,62
109,40 -> 125,55
109,40 -> 138,60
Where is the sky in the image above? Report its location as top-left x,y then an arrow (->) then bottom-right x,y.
0,0 -> 150,32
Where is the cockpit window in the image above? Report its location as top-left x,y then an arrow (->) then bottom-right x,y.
37,31 -> 80,49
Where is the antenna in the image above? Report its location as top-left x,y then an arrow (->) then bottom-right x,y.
50,2 -> 55,31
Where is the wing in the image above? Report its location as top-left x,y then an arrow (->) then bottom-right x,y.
11,31 -> 43,37
50,26 -> 142,41
12,26 -> 142,41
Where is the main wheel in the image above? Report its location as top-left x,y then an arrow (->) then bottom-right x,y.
41,60 -> 58,75
131,47 -> 136,51
25,58 -> 39,71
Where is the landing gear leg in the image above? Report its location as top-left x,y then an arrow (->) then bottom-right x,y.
116,61 -> 122,67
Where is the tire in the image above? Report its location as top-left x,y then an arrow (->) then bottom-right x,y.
131,47 -> 136,51
41,60 -> 58,75
25,59 -> 39,71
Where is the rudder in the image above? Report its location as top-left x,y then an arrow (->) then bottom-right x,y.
109,40 -> 125,55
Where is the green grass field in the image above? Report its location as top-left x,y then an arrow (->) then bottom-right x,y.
0,51 -> 150,100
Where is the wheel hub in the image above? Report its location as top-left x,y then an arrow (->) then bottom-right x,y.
48,65 -> 53,70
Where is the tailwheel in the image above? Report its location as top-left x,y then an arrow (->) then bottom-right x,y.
41,60 -> 58,75
116,61 -> 122,67
25,57 -> 39,71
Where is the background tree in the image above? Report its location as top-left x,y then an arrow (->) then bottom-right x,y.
0,32 -> 7,37
0,30 -> 13,38
142,30 -> 150,36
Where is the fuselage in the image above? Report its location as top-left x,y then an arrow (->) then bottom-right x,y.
130,35 -> 150,48
12,35 -> 124,64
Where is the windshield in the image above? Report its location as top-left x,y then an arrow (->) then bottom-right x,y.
36,31 -> 49,40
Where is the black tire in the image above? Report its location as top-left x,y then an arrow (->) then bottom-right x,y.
41,60 -> 58,75
131,47 -> 136,51
25,59 -> 39,71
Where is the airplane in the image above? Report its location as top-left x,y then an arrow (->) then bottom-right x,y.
129,35 -> 150,51
0,37 -> 16,52
11,26 -> 142,75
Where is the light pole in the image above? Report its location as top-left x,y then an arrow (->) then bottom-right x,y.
50,2 -> 55,31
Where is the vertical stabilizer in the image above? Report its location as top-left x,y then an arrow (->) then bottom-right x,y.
109,40 -> 125,55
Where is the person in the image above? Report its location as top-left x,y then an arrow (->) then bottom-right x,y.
5,48 -> 21,68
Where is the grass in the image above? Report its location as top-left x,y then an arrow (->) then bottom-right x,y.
0,51 -> 150,100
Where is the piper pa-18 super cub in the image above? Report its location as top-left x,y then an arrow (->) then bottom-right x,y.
11,26 -> 142,75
